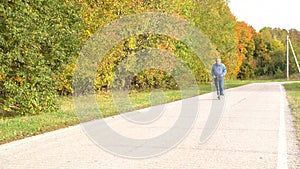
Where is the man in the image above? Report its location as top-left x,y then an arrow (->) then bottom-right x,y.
211,58 -> 226,99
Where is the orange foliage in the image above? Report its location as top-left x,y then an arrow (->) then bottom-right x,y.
235,21 -> 256,76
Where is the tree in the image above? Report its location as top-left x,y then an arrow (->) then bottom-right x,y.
76,0 -> 229,91
289,29 -> 300,74
236,22 -> 256,79
191,0 -> 239,79
256,28 -> 286,77
0,0 -> 82,115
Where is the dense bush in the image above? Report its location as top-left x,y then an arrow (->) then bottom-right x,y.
0,0 -> 82,116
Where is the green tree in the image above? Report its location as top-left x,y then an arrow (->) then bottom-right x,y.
256,27 -> 286,77
0,0 -> 82,115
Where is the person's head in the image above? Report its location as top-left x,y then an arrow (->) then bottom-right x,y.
215,58 -> 221,65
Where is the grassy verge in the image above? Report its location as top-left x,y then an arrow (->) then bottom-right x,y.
0,79 -> 287,144
283,83 -> 300,141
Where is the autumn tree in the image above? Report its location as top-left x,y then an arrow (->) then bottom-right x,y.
236,21 -> 256,79
191,0 -> 239,79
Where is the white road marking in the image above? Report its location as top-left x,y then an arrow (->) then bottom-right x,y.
277,85 -> 288,169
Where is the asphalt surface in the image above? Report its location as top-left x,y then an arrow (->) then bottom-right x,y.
0,82 -> 299,169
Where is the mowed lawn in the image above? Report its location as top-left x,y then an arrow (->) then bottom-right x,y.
0,79 -> 287,144
284,82 -> 300,141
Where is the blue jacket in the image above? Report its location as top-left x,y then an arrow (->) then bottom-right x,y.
211,63 -> 226,77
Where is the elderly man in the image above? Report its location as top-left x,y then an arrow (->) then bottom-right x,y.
211,58 -> 226,99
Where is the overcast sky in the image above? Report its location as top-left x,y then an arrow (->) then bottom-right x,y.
228,0 -> 300,31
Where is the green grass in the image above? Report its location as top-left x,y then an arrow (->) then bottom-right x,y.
0,79 -> 288,144
284,82 -> 300,141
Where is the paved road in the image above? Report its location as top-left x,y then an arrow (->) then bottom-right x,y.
0,83 -> 299,169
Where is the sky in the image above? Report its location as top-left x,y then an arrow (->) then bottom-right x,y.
228,0 -> 300,31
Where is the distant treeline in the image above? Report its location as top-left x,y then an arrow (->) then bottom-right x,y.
0,0 -> 299,115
